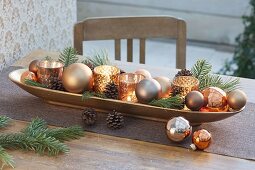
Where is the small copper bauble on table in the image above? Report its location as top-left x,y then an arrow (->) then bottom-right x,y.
135,78 -> 161,103
29,60 -> 39,74
191,129 -> 211,150
62,63 -> 93,93
227,89 -> 247,110
154,76 -> 172,98
93,65 -> 120,93
166,117 -> 192,142
134,69 -> 151,78
202,87 -> 227,109
20,71 -> 37,83
172,76 -> 199,98
185,91 -> 204,111
119,73 -> 145,102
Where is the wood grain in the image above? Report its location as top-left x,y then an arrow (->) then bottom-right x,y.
74,16 -> 187,68
9,50 -> 255,169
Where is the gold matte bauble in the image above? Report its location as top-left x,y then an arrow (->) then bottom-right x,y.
20,71 -> 37,83
134,69 -> 152,78
227,89 -> 247,110
154,76 -> 172,98
166,117 -> 192,142
202,87 -> 227,108
135,78 -> 161,103
29,60 -> 39,74
192,129 -> 211,150
185,91 -> 204,111
62,63 -> 93,93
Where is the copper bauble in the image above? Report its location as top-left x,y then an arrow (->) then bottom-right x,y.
135,78 -> 161,103
202,87 -> 227,108
134,69 -> 152,78
62,63 -> 93,93
227,89 -> 247,110
29,60 -> 39,74
185,91 -> 204,111
154,76 -> 172,98
166,117 -> 192,142
192,129 -> 211,150
20,71 -> 37,83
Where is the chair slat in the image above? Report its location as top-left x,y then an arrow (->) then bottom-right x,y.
115,39 -> 121,60
140,38 -> 146,64
74,22 -> 84,55
127,39 -> 133,62
176,20 -> 186,69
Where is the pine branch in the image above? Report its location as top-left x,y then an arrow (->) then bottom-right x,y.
191,60 -> 240,92
24,79 -> 46,88
149,96 -> 184,109
0,116 -> 11,128
0,146 -> 14,169
191,59 -> 212,80
44,126 -> 84,142
82,49 -> 111,68
58,47 -> 78,67
82,91 -> 106,100
22,118 -> 48,136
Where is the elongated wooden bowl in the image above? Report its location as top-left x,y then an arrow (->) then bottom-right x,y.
9,69 -> 244,125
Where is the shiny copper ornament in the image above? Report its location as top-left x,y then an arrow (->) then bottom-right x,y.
192,129 -> 211,150
172,76 -> 199,97
227,89 -> 247,110
166,117 -> 192,142
202,87 -> 227,109
135,78 -> 161,103
20,71 -> 37,83
37,60 -> 64,88
62,63 -> 93,93
154,76 -> 172,98
185,91 -> 204,111
93,65 -> 120,93
29,60 -> 39,74
134,69 -> 152,78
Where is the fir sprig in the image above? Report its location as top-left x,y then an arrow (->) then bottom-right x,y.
0,146 -> 14,169
149,96 -> 184,109
24,79 -> 47,88
82,91 -> 106,100
0,117 -> 84,169
191,59 -> 240,92
0,116 -> 11,128
82,49 -> 111,69
58,47 -> 78,67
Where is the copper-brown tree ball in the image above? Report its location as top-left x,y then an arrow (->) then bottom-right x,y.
227,89 -> 247,110
62,63 -> 93,93
29,60 -> 39,74
185,91 -> 204,111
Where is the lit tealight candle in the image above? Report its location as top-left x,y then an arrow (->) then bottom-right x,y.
118,73 -> 145,102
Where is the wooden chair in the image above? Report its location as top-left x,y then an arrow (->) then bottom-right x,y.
74,16 -> 186,69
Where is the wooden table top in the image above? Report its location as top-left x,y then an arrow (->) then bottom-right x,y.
7,50 -> 255,170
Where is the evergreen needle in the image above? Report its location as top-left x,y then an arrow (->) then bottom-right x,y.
0,116 -> 11,128
58,47 -> 78,67
149,96 -> 184,109
82,91 -> 106,100
82,49 -> 111,68
24,79 -> 46,88
0,146 -> 14,169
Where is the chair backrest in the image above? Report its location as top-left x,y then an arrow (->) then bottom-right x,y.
74,16 -> 186,69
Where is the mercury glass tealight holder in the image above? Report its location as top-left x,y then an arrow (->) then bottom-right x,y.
118,73 -> 145,102
172,76 -> 199,97
93,65 -> 120,93
37,60 -> 64,88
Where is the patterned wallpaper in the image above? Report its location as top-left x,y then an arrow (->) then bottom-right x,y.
0,0 -> 77,71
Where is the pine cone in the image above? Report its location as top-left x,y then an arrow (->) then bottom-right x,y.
104,82 -> 118,99
48,77 -> 65,91
175,69 -> 193,77
82,108 -> 97,125
106,110 -> 124,129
